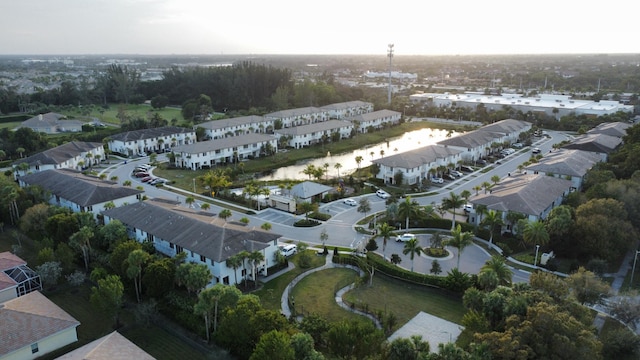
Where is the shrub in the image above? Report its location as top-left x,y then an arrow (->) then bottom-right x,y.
66,271 -> 86,286
294,219 -> 321,227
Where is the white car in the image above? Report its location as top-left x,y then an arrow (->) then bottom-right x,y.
376,189 -> 391,199
463,204 -> 473,213
430,177 -> 444,184
450,170 -> 463,177
279,244 -> 297,257
532,147 -> 541,154
396,233 -> 417,242
343,198 -> 357,206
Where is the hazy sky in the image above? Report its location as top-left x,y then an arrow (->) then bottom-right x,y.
1,0 -> 637,56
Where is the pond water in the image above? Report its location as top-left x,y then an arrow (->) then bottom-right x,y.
257,127 -> 459,181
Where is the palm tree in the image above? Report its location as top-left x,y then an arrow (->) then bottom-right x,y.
226,255 -> 242,285
355,156 -> 363,171
237,250 -> 250,287
491,175 -> 501,185
481,181 -> 492,194
185,196 -> 195,208
200,203 -> 210,211
378,222 -> 394,260
523,220 -> 550,247
442,192 -> 464,229
445,224 -> 474,269
398,196 -> 421,231
480,210 -> 504,245
248,251 -> 265,289
323,163 -> 330,181
402,237 -> 424,272
460,190 -> 471,203
218,209 -> 232,222
334,163 -> 343,179
298,201 -> 317,221
473,185 -> 482,196
478,256 -> 513,290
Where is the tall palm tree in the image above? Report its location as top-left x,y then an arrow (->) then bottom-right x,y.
334,163 -> 343,179
355,156 -> 363,171
480,210 -> 504,245
481,181 -> 492,194
478,256 -> 513,290
402,237 -> 424,272
445,224 -> 474,270
398,196 -> 421,231
460,190 -> 471,203
226,255 -> 242,285
377,222 -> 394,260
442,192 -> 464,229
523,220 -> 550,247
248,251 -> 265,289
491,175 -> 501,185
473,185 -> 482,196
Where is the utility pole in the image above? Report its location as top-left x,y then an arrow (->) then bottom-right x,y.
387,44 -> 394,105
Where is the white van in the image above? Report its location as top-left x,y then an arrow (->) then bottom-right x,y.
280,244 -> 297,257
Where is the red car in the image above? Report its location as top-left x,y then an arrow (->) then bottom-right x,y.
141,176 -> 153,183
135,172 -> 149,178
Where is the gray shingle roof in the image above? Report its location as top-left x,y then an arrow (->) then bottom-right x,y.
562,133 -> 622,153
525,149 -> 601,177
173,133 -> 276,153
109,126 -> 193,142
264,107 -> 324,118
290,181 -> 333,199
101,199 -> 281,263
437,129 -> 500,148
20,169 -> 143,206
12,141 -> 103,167
347,109 -> 400,122
372,145 -> 463,169
475,119 -> 531,135
470,174 -> 571,217
587,121 -> 631,138
198,115 -> 267,131
320,101 -> 371,111
274,120 -> 352,136
20,112 -> 66,127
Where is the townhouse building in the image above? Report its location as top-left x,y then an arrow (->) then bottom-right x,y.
18,169 -> 143,216
372,145 -> 463,185
172,133 -> 278,170
107,126 -> 195,157
264,107 -> 330,128
12,141 -> 105,178
197,115 -> 275,140
525,149 -> 601,190
320,100 -> 374,119
347,109 -> 402,133
101,199 -> 282,286
274,120 -> 353,149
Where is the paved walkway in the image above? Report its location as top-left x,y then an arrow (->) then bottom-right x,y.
278,252 -> 382,328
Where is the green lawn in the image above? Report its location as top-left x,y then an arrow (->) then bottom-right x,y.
344,273 -> 466,327
290,267 -> 363,323
62,104 -> 185,126
253,252 -> 327,311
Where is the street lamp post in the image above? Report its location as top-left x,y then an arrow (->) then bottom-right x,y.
534,244 -> 540,267
192,178 -> 196,193
630,250 -> 640,288
387,44 -> 394,105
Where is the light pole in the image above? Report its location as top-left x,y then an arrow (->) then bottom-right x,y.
387,44 -> 394,105
534,244 -> 540,267
630,250 -> 640,288
192,178 -> 196,193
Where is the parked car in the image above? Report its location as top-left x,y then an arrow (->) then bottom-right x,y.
512,143 -> 523,148
477,159 -> 487,165
135,172 -> 149,178
396,233 -> 417,242
463,204 -> 473,213
343,198 -> 357,206
444,174 -> 456,181
532,147 -> 541,154
461,165 -> 474,172
279,244 -> 297,257
149,178 -> 166,185
450,170 -> 463,177
376,189 -> 391,199
141,176 -> 154,182
430,177 -> 444,184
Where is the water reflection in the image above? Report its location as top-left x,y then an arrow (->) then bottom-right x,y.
258,127 -> 458,181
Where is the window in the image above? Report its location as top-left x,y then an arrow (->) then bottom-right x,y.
31,343 -> 39,354
200,255 -> 205,262
176,246 -> 183,254
169,242 -> 174,249
223,276 -> 229,285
